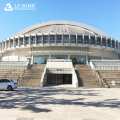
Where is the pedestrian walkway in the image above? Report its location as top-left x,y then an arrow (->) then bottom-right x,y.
0,85 -> 120,120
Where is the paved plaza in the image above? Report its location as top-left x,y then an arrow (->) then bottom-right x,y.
0,85 -> 120,120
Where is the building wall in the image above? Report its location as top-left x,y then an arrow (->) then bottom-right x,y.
1,46 -> 119,61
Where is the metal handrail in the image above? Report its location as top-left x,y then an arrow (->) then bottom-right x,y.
18,62 -> 30,85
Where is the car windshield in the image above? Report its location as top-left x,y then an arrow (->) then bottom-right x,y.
9,79 -> 14,82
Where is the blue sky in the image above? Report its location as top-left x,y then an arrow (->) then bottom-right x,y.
0,0 -> 120,41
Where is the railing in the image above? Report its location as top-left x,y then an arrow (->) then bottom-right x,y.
41,66 -> 47,87
47,59 -> 72,62
91,60 -> 120,66
0,61 -> 28,66
90,61 -> 107,87
18,62 -> 30,86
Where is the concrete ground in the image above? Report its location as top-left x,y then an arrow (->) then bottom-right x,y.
0,84 -> 120,120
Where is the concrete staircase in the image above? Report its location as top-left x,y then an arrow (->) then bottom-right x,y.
0,69 -> 24,82
97,70 -> 120,88
19,64 -> 46,87
75,65 -> 104,88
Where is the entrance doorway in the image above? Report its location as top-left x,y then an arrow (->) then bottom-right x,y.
47,74 -> 72,84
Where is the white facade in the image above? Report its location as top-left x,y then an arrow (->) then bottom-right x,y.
0,20 -> 119,63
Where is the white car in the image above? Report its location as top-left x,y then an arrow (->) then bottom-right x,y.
0,79 -> 18,91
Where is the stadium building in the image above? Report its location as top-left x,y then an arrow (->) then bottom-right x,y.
0,20 -> 120,88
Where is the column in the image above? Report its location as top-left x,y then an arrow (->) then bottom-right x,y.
114,39 -> 116,49
86,47 -> 88,65
110,38 -> 112,48
23,35 -> 25,46
55,33 -> 57,45
49,34 -> 50,45
13,37 -> 15,47
89,34 -> 90,45
116,40 -> 118,49
0,42 -> 1,51
49,53 -> 51,60
35,34 -> 37,45
31,47 -> 34,64
2,41 -> 4,51
82,34 -> 84,44
18,36 -> 20,47
9,38 -> 11,48
76,33 -> 77,45
69,34 -> 71,45
42,34 -> 43,45
95,35 -> 97,46
101,36 -> 102,46
29,35 -> 31,46
68,53 -> 70,60
106,37 -> 107,47
62,33 -> 63,45
101,49 -> 103,60
5,40 -> 7,49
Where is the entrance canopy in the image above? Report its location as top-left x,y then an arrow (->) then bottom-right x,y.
28,51 -> 92,55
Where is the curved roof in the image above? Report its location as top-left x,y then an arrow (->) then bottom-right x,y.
12,20 -> 110,37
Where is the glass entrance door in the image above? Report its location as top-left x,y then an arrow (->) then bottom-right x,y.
53,74 -> 63,84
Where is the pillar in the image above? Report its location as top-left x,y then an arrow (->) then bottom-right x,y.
82,34 -> 84,44
106,37 -> 107,47
31,47 -> 34,64
35,34 -> 37,45
95,35 -> 97,46
18,36 -> 20,47
13,37 -> 15,47
101,36 -> 102,46
69,34 -> 71,45
101,49 -> 103,60
62,33 -> 63,45
68,53 -> 70,60
89,34 -> 90,45
86,48 -> 88,65
29,35 -> 31,46
76,33 -> 77,45
49,53 -> 51,60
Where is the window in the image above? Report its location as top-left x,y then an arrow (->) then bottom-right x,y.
31,36 -> 35,44
11,40 -> 13,47
20,38 -> 23,45
26,37 -> 29,45
3,79 -> 10,82
16,39 -> 18,46
63,35 -> 69,43
108,39 -> 110,47
116,41 -> 118,49
37,36 -> 42,44
50,35 -> 55,43
90,37 -> 95,45
84,36 -> 89,44
102,38 -> 106,46
112,40 -> 115,48
77,36 -> 82,44
97,37 -> 101,45
43,36 -> 49,44
57,35 -> 62,43
70,35 -> 76,43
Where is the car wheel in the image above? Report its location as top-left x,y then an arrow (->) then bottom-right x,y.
7,86 -> 12,91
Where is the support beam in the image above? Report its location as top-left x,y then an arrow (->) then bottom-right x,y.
101,49 -> 103,60
68,53 -> 70,60
86,48 -> 88,65
49,53 -> 51,60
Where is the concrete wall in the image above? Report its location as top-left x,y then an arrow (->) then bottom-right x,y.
1,46 -> 119,61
